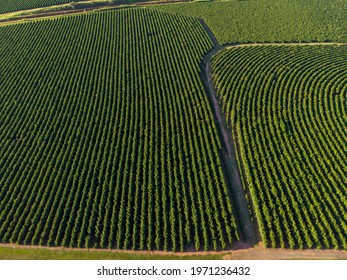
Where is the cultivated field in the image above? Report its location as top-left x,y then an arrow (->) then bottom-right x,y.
211,45 -> 347,250
0,0 -> 85,14
0,0 -> 178,17
0,0 -> 346,259
0,9 -> 239,251
153,0 -> 347,44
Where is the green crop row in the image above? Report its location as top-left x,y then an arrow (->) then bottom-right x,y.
0,9 -> 239,251
211,45 -> 347,249
0,0 -> 84,14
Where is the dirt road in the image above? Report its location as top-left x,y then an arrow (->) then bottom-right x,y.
199,22 -> 259,247
224,244 -> 347,260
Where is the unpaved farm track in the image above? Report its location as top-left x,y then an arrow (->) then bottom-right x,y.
200,25 -> 260,247
224,245 -> 347,260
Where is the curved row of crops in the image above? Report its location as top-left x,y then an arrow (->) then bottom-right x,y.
0,9 -> 239,251
211,45 -> 347,250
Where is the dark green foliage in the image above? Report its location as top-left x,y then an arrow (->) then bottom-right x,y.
0,9 -> 239,251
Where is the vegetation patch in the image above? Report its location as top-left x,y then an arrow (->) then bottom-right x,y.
152,0 -> 347,44
211,45 -> 347,249
0,9 -> 239,251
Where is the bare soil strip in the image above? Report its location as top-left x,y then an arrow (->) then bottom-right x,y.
200,36 -> 258,247
224,244 -> 347,260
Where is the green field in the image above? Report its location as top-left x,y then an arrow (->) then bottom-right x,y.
0,0 -> 347,260
211,45 -> 347,249
0,246 -> 225,260
153,0 -> 347,44
0,0 -> 84,14
0,0 -> 157,14
0,9 -> 240,252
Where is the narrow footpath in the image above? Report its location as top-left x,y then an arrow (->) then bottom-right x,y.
199,21 -> 259,247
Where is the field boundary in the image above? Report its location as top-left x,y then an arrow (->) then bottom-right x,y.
223,42 -> 346,48
0,243 -> 226,256
1,243 -> 347,260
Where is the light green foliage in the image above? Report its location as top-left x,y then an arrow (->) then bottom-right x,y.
211,45 -> 347,249
0,247 -> 226,259
152,0 -> 347,44
0,9 -> 239,251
